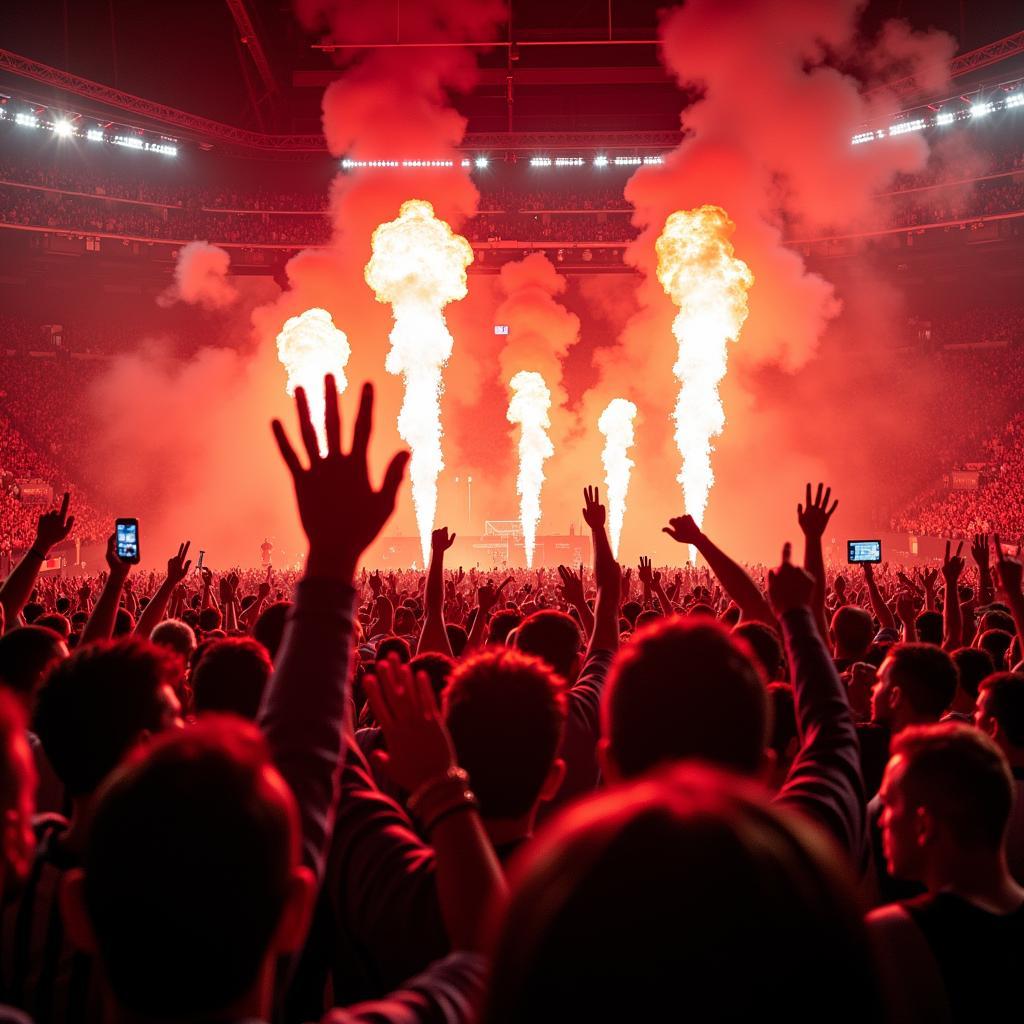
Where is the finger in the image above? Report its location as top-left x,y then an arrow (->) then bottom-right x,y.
822,487 -> 831,510
378,450 -> 410,510
59,491 -> 70,521
497,576 -> 513,593
827,499 -> 838,517
994,534 -> 1004,561
782,542 -> 792,564
295,387 -> 321,463
272,420 -> 303,478
815,482 -> 824,508
955,541 -> 964,559
181,540 -> 191,560
944,540 -> 950,562
351,382 -> 374,460
324,374 -> 341,456
182,560 -> 192,574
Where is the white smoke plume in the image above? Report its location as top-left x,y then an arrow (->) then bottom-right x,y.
507,370 -> 554,569
158,241 -> 239,310
598,398 -> 638,557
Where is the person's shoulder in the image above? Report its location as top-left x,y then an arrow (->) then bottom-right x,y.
0,1004 -> 33,1024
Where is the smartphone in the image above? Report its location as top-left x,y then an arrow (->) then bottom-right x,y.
115,518 -> 141,564
847,539 -> 881,564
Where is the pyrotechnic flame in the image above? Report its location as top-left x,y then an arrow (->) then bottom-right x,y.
598,398 -> 638,557
275,307 -> 352,454
656,205 -> 753,563
507,371 -> 554,569
365,200 -> 474,563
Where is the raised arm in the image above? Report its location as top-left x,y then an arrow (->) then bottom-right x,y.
993,535 -> 1024,664
971,532 -> 995,607
797,482 -> 838,639
940,540 -> 965,652
418,528 -> 455,656
862,562 -> 896,634
557,564 -> 594,638
0,492 -> 74,629
464,576 -> 512,652
134,541 -> 191,638
260,376 -> 408,880
662,514 -> 775,625
583,486 -> 621,657
81,533 -> 131,644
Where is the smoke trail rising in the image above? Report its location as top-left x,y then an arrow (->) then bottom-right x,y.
598,398 -> 638,557
507,371 -> 554,568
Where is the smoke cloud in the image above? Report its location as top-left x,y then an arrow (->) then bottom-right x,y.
158,241 -> 240,310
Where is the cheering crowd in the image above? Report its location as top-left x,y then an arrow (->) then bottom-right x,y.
0,375 -> 1022,1022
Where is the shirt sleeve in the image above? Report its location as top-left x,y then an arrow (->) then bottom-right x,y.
322,953 -> 487,1024
257,577 -> 356,882
776,607 -> 867,867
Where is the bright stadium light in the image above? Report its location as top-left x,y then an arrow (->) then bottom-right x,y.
86,129 -> 104,142
475,156 -> 488,168
936,111 -> 955,126
888,118 -> 926,136
15,112 -> 38,128
593,154 -> 608,167
971,102 -> 993,118
1006,92 -> 1024,109
53,119 -> 73,138
530,156 -> 552,167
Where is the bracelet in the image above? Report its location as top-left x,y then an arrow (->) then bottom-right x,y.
423,798 -> 479,834
407,767 -> 470,815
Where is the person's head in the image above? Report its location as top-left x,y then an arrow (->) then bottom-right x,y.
977,629 -> 1014,670
252,601 -> 291,661
375,635 -> 411,664
393,607 -> 417,636
487,610 -> 522,646
191,638 -> 273,721
34,613 -> 70,640
766,682 -> 798,787
515,610 -> 582,682
601,618 -> 768,781
980,609 -> 1016,636
55,596 -> 71,616
870,644 -> 957,731
33,638 -> 183,798
914,611 -> 943,647
0,625 -> 69,715
445,623 -> 468,657
197,607 -> 222,634
830,605 -> 873,660
620,600 -> 642,628
408,652 -> 455,707
443,649 -> 567,823
878,723 -> 1012,883
150,618 -> 198,666
485,764 -> 882,1022
0,689 -> 36,894
732,622 -> 784,681
975,672 -> 1024,757
22,602 -> 44,624
61,719 -> 314,1021
951,646 -> 995,706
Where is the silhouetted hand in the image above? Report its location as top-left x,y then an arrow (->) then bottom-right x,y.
478,576 -> 513,615
895,590 -> 919,623
200,566 -> 214,588
272,376 -> 409,581
993,534 -> 1023,600
971,533 -> 990,573
637,556 -> 654,586
166,541 -> 191,585
557,564 -> 585,606
582,486 -> 606,530
35,492 -> 74,553
767,542 -> 815,616
941,540 -> 965,587
662,514 -> 703,546
919,567 -> 938,593
364,655 -> 455,793
104,533 -> 130,580
369,570 -> 383,596
431,527 -> 456,553
797,482 -> 838,539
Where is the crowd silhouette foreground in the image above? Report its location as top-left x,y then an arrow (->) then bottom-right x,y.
0,376 -> 1023,1023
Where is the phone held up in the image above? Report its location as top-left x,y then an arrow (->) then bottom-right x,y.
115,518 -> 141,564
847,539 -> 881,564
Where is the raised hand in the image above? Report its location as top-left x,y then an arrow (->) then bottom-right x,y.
104,532 -> 130,579
200,565 -> 214,588
478,576 -> 513,615
272,376 -> 410,581
35,492 -> 74,553
797,482 -> 838,538
993,534 -> 1023,599
662,514 -> 702,546
557,564 -> 586,606
767,542 -> 815,616
895,590 -> 920,623
166,541 -> 192,585
431,527 -> 456,553
364,656 -> 456,793
940,540 -> 966,586
919,567 -> 939,593
369,570 -> 383,596
971,533 -> 990,573
582,486 -> 606,530
637,556 -> 654,586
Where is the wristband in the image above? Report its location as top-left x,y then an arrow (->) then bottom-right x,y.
423,799 -> 478,834
407,767 -> 470,815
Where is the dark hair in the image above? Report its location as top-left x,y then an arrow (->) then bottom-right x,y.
33,638 -> 177,796
733,622 -> 784,681
485,764 -> 882,1022
197,607 -> 222,633
621,601 -> 642,628
0,626 -> 67,709
515,611 -> 582,680
444,649 -> 567,820
191,638 -> 273,721
445,623 -> 468,657
831,606 -> 873,658
720,605 -> 740,627
980,610 -> 1016,636
22,602 -> 44,624
978,629 -> 1014,670
951,646 -> 995,702
408,652 -> 455,706
376,635 -> 411,664
488,610 -> 522,646
252,601 -> 291,660
914,611 -> 943,647
33,613 -> 70,640
603,618 -> 767,779
55,597 -> 71,615
886,644 -> 957,720
978,672 -> 1024,748
83,719 -> 296,1017
891,723 -> 1013,850
766,682 -> 797,762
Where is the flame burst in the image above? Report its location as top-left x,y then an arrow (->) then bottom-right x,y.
507,371 -> 554,568
365,200 -> 474,563
598,398 -> 638,557
276,307 -> 352,454
656,205 -> 753,562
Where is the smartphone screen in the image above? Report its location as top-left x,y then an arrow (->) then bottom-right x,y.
115,518 -> 140,564
847,539 -> 881,564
